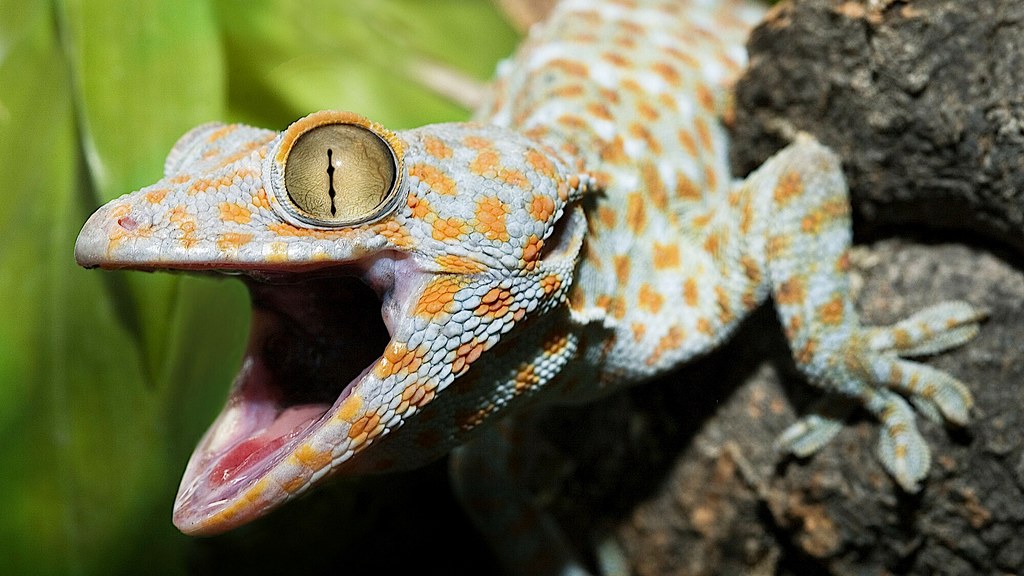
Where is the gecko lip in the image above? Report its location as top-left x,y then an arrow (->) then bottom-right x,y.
172,269 -> 391,533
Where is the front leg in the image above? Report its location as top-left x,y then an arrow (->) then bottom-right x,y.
743,135 -> 985,491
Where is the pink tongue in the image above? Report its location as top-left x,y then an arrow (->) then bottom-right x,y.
209,404 -> 329,486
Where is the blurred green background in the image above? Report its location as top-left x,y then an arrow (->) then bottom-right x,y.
0,1 -> 519,573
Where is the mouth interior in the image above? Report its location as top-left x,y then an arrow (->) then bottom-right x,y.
196,272 -> 390,493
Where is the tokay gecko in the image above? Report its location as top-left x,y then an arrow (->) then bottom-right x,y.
75,0 -> 987,572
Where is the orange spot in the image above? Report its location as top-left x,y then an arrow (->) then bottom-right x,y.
522,235 -> 543,269
675,172 -> 701,200
629,123 -> 662,155
205,124 -> 238,144
464,136 -> 491,150
774,171 -> 803,205
740,194 -> 754,235
500,169 -> 527,187
683,278 -> 699,307
530,194 -> 556,222
432,216 -> 470,241
525,149 -> 557,178
553,84 -> 585,98
652,61 -> 682,86
470,150 -> 500,177
280,474 -> 306,495
145,188 -> 168,204
785,316 -> 803,341
715,286 -> 734,324
797,338 -> 817,365
475,287 -> 514,318
399,380 -> 437,412
663,45 -> 700,68
294,444 -> 332,471
348,411 -> 382,442
599,135 -> 628,164
776,278 -> 806,306
514,363 -> 540,394
653,243 -> 680,269
631,323 -> 647,341
558,114 -> 588,129
598,206 -> 617,228
694,117 -> 713,152
217,232 -> 253,252
453,340 -> 485,375
411,163 -> 457,196
435,254 -> 486,274
609,296 -> 627,319
641,162 -> 668,210
218,202 -> 252,224
613,255 -> 631,284
819,295 -> 845,325
647,326 -> 684,366
474,196 -> 510,242
691,211 -> 713,229
266,241 -> 289,263
696,318 -> 712,334
169,205 -> 198,249
766,234 -> 791,259
540,274 -> 561,296
586,102 -> 614,120
549,58 -> 589,77
407,193 -> 432,219
267,222 -> 344,240
252,188 -> 271,210
835,251 -> 851,273
374,220 -> 414,249
602,51 -> 630,67
415,275 -> 467,317
424,136 -> 453,159
638,283 -> 664,313
741,255 -> 762,284
802,212 -> 823,234
696,83 -> 716,112
376,342 -> 409,379
626,193 -> 646,233
703,230 -> 721,257
599,88 -> 621,104
704,165 -> 718,193
678,129 -> 698,157
637,102 -> 660,121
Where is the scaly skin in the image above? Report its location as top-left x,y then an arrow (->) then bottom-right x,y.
75,0 -> 984,569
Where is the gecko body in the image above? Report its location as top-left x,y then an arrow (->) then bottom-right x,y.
75,0 -> 984,571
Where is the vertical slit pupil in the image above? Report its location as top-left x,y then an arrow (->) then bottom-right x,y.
326,148 -> 337,216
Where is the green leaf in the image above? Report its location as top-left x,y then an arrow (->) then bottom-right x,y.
213,0 -> 518,129
0,3 -> 182,574
58,0 -> 226,379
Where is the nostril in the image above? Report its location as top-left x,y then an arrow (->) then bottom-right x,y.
117,215 -> 139,231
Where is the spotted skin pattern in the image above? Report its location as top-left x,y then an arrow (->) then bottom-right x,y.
75,0 -> 984,572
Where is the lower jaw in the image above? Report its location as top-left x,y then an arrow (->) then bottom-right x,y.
173,273 -> 390,517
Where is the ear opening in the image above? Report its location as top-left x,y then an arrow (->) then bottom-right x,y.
539,204 -> 587,265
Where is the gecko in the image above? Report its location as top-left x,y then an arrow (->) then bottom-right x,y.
75,0 -> 986,572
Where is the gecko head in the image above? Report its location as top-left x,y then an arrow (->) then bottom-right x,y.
75,110 -> 589,535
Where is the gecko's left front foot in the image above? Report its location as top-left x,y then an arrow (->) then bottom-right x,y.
775,300 -> 985,491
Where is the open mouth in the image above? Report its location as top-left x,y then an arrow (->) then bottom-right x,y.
172,267 -> 391,528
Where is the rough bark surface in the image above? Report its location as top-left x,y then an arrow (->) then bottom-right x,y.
731,0 -> 1024,252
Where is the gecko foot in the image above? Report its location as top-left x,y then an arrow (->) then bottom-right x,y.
776,300 -> 985,492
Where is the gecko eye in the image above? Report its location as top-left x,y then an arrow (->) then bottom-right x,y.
277,114 -> 402,227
